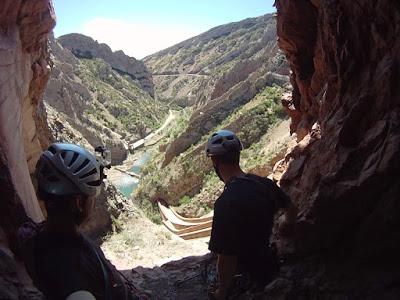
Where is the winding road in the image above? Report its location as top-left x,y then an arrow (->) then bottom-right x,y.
130,110 -> 178,149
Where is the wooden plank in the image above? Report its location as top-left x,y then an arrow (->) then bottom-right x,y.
170,207 -> 213,223
179,227 -> 212,240
158,202 -> 210,230
162,219 -> 212,235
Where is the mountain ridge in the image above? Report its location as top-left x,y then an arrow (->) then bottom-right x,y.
143,14 -> 274,62
58,33 -> 155,97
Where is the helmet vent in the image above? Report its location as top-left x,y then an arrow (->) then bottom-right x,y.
48,146 -> 57,154
227,136 -> 234,140
87,180 -> 101,186
68,152 -> 79,167
80,168 -> 97,179
75,159 -> 90,173
213,138 -> 223,144
61,151 -> 67,159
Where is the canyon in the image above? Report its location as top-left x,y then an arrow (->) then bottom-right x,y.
0,0 -> 399,299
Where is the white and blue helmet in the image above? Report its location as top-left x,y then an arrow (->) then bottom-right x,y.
206,130 -> 243,157
36,143 -> 102,197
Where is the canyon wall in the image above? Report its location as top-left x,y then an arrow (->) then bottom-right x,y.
0,0 -> 55,297
268,0 -> 400,297
0,0 -> 55,224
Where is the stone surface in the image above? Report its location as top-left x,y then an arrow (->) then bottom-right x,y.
0,0 -> 54,297
269,0 -> 400,297
58,33 -> 154,97
126,254 -> 214,300
0,247 -> 44,300
0,0 -> 55,222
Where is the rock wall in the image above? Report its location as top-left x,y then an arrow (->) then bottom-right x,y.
0,0 -> 55,297
44,36 -> 129,164
270,0 -> 400,297
0,0 -> 55,223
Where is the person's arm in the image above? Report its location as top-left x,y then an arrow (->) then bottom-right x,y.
215,254 -> 237,299
208,194 -> 239,299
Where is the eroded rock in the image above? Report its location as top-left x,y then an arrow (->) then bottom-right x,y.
270,0 -> 400,297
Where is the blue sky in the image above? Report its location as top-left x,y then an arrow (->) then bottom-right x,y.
53,0 -> 276,59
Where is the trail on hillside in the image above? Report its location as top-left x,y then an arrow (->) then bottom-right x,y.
131,110 -> 178,149
107,110 -> 178,184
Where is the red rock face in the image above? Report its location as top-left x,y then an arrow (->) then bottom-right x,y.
0,1 -> 54,297
0,0 -> 55,225
275,0 -> 400,262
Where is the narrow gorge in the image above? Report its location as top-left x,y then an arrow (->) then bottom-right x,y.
0,0 -> 399,299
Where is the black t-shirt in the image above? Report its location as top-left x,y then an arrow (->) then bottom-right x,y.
208,174 -> 291,281
26,230 -> 128,300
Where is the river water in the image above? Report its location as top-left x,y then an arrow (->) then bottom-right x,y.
113,151 -> 151,198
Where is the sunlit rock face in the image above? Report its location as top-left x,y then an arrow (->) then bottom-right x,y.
0,0 -> 55,298
268,0 -> 400,297
0,0 -> 55,223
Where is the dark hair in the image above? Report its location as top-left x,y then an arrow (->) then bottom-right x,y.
214,150 -> 240,165
37,187 -> 86,218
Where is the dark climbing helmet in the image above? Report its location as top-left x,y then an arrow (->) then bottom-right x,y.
36,143 -> 102,197
205,130 -> 243,157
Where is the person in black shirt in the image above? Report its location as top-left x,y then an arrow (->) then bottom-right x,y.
18,143 -> 143,300
206,130 -> 297,300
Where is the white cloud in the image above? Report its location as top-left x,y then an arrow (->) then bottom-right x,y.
82,18 -> 203,59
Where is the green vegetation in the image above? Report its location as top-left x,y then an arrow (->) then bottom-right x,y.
76,58 -> 168,137
179,195 -> 191,206
135,85 -> 288,220
166,107 -> 192,140
133,15 -> 289,221
144,14 -> 277,102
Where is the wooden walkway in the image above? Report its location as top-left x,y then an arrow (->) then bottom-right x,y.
158,202 -> 213,240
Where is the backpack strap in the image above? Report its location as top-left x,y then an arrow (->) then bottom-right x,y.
82,237 -> 113,300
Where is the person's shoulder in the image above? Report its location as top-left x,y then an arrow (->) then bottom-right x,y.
226,174 -> 268,192
245,173 -> 273,184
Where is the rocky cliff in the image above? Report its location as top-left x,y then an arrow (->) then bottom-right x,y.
58,33 -> 154,97
264,0 -> 400,297
145,14 -> 288,107
0,0 -> 55,298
